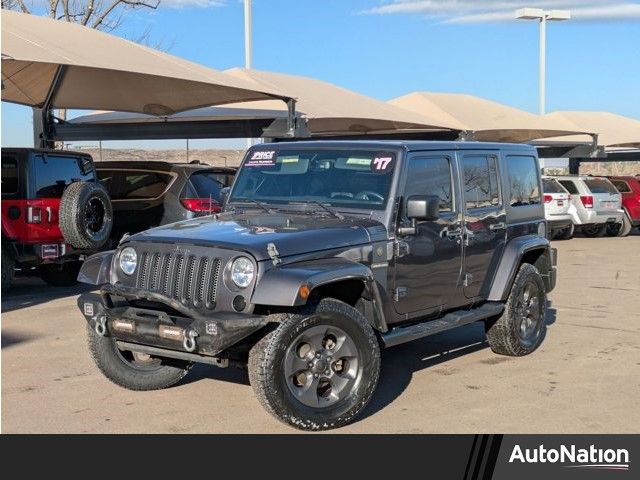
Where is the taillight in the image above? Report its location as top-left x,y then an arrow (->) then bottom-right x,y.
27,206 -> 42,223
543,194 -> 553,204
580,195 -> 594,208
180,198 -> 221,213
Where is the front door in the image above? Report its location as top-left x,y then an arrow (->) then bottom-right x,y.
393,154 -> 463,315
459,152 -> 506,299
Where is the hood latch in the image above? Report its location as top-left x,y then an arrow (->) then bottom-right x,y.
267,242 -> 282,266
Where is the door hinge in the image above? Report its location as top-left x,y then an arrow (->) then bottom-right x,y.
393,287 -> 408,301
463,273 -> 473,287
393,240 -> 410,258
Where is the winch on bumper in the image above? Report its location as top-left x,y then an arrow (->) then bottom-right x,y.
78,283 -> 269,365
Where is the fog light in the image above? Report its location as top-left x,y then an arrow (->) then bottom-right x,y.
233,295 -> 247,312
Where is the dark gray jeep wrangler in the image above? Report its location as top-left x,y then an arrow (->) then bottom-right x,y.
77,141 -> 556,430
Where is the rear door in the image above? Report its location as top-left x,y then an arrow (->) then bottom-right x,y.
459,152 -> 505,299
583,177 -> 621,217
26,153 -> 93,243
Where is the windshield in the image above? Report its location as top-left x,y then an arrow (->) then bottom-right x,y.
229,149 -> 397,210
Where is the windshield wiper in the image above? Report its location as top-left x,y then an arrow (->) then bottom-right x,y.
233,198 -> 276,214
292,201 -> 344,220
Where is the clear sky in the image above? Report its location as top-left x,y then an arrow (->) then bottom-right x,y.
2,0 -> 639,149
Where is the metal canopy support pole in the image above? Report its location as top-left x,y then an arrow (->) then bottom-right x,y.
286,98 -> 297,137
457,130 -> 475,141
539,15 -> 546,115
40,64 -> 67,148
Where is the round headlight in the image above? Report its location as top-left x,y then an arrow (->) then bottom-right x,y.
231,256 -> 254,288
119,247 -> 137,276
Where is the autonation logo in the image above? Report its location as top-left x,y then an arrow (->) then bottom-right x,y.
509,444 -> 630,471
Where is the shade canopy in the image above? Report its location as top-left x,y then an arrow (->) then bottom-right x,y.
389,92 -> 587,143
221,68 -> 461,135
544,111 -> 640,149
1,11 -> 290,116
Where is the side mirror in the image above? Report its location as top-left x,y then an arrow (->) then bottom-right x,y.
220,187 -> 231,208
407,195 -> 440,221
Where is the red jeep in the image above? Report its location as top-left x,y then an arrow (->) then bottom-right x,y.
608,175 -> 640,236
2,148 -> 113,290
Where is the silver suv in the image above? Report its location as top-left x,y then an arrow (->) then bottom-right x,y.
542,177 -> 574,240
555,175 -> 624,238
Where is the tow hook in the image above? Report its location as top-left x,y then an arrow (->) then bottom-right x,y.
95,315 -> 107,337
183,329 -> 198,352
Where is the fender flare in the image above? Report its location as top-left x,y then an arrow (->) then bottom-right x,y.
487,235 -> 552,301
77,250 -> 114,285
251,258 -> 389,332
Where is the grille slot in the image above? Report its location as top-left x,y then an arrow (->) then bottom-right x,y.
134,250 -> 220,310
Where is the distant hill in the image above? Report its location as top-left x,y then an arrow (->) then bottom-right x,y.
79,148 -> 246,167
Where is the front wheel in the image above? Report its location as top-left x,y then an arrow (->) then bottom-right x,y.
486,263 -> 547,356
87,325 -> 191,390
248,298 -> 381,431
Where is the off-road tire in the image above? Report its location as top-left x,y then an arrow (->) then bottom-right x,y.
248,298 -> 381,431
486,263 -> 547,356
1,247 -> 14,292
581,224 -> 606,238
59,182 -> 113,250
554,224 -> 574,240
40,261 -> 81,287
87,325 -> 191,391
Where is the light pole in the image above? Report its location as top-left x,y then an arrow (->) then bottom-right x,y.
244,0 -> 252,69
244,0 -> 253,148
515,8 -> 570,114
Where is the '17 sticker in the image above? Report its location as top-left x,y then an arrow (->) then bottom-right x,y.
371,152 -> 395,173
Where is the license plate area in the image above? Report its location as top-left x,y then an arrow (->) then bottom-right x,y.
41,243 -> 62,259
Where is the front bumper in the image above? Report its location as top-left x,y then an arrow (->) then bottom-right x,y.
78,283 -> 270,360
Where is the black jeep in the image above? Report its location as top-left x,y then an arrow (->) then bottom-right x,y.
77,141 -> 556,430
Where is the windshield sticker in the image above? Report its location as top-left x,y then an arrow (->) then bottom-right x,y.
246,150 -> 277,167
371,153 -> 395,173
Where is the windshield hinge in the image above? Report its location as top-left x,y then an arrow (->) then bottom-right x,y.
266,242 -> 282,266
393,240 -> 410,258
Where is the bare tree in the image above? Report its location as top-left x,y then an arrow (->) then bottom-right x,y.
2,0 -> 160,33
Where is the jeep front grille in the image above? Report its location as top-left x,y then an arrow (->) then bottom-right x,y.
136,251 -> 221,309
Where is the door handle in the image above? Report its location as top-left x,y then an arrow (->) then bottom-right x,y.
445,228 -> 463,239
489,222 -> 506,231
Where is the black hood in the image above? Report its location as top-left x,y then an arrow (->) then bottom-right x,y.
128,212 -> 388,261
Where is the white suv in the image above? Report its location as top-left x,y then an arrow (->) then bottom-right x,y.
542,177 -> 575,240
555,175 -> 624,238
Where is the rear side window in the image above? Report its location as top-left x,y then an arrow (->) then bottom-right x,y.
610,180 -> 631,193
559,180 -> 579,194
584,178 -> 618,195
96,169 -> 118,195
1,156 -> 18,195
32,155 -> 93,198
461,155 -> 500,209
542,178 -> 566,194
182,171 -> 225,201
506,156 -> 540,207
117,172 -> 173,200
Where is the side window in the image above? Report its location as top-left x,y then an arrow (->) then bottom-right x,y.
96,169 -> 119,196
118,172 -> 173,200
506,155 -> 540,207
404,157 -> 453,213
610,180 -> 631,193
461,155 -> 499,210
1,155 -> 18,195
559,180 -> 579,195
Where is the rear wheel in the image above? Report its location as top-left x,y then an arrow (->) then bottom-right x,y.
486,263 -> 547,356
1,247 -> 14,292
554,224 -> 574,240
40,261 -> 82,287
87,325 -> 191,390
248,298 -> 381,431
581,224 -> 606,238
